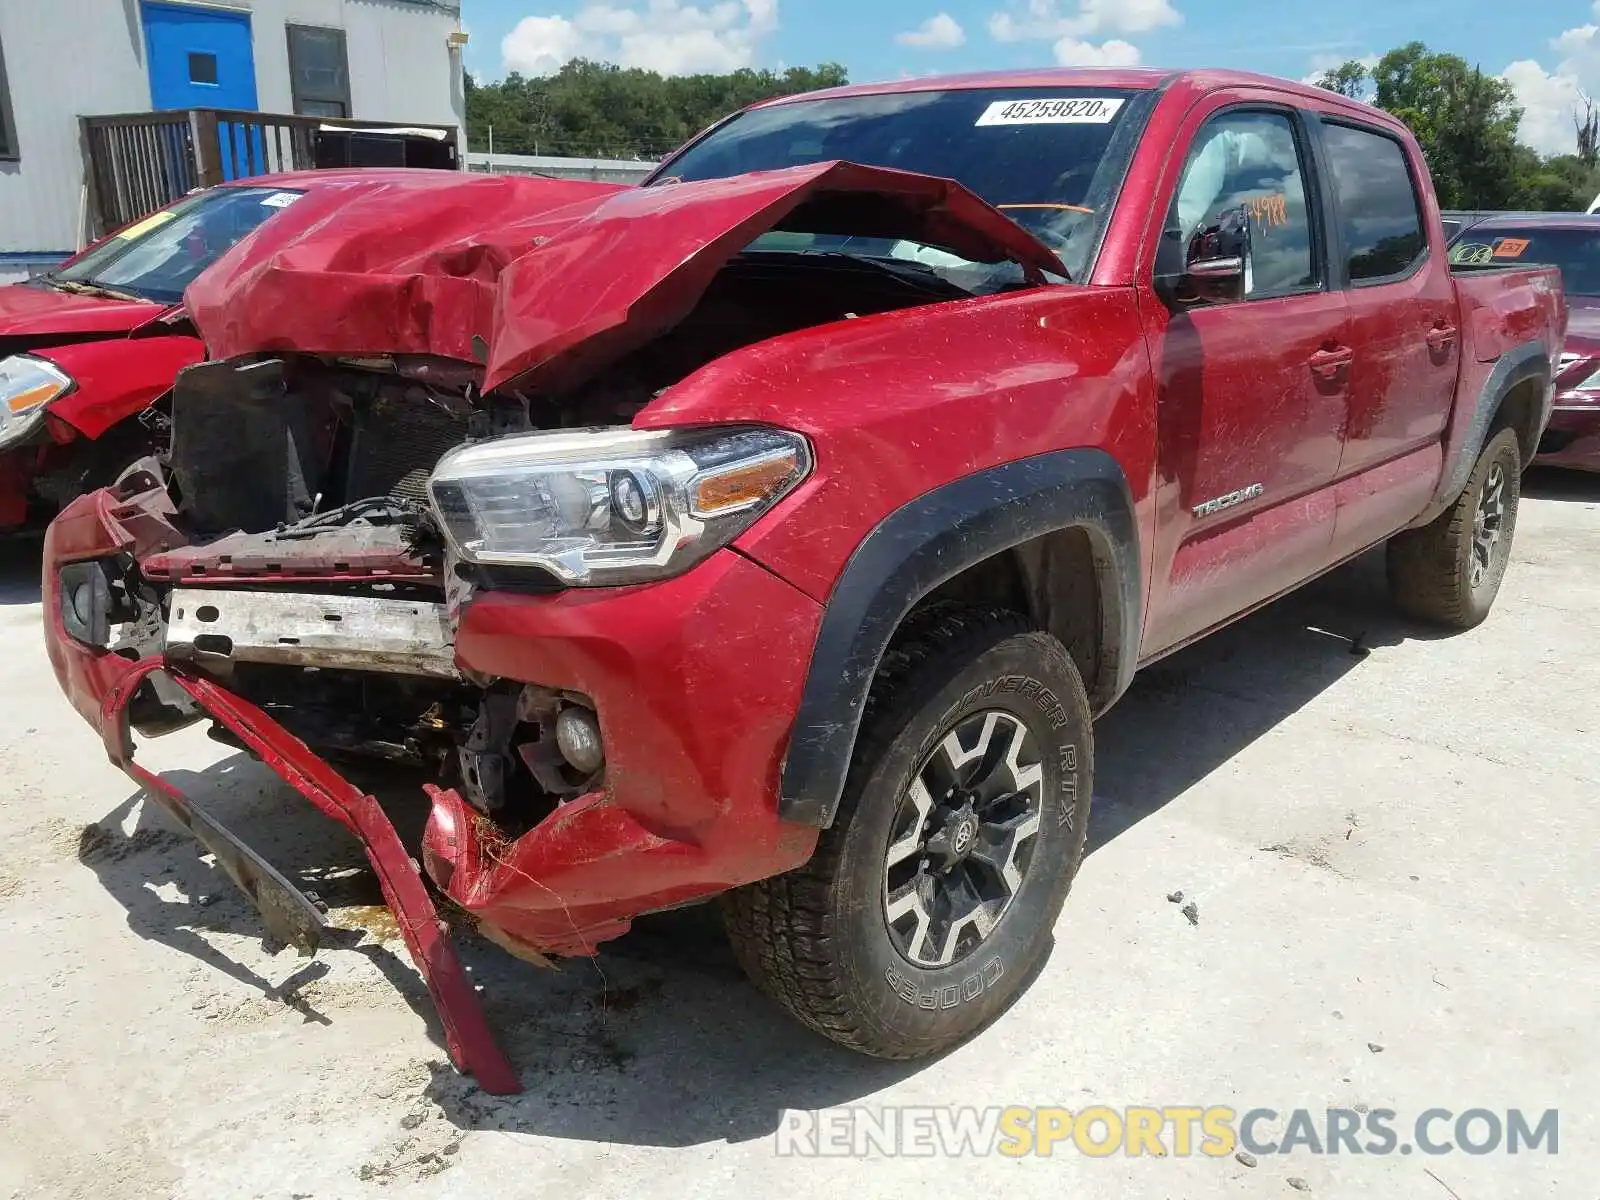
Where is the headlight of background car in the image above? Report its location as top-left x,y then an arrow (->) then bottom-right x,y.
0,355 -> 72,448
428,425 -> 812,586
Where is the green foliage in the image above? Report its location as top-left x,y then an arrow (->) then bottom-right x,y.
1314,42 -> 1600,211
1313,61 -> 1371,102
465,60 -> 850,160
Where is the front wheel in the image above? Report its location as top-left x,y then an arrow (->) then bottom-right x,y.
722,603 -> 1094,1059
1387,427 -> 1522,630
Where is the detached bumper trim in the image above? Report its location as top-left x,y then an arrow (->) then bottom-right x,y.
99,656 -> 521,1096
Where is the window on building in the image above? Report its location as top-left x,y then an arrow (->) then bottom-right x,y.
286,25 -> 351,118
0,31 -> 18,160
188,52 -> 219,86
1321,121 -> 1427,284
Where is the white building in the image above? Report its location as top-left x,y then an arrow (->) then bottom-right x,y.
0,0 -> 467,282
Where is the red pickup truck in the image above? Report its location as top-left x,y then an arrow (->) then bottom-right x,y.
42,68 -> 1563,1093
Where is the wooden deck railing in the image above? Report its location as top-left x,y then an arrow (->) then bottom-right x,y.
80,109 -> 459,238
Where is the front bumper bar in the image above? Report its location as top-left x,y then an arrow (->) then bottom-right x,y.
99,656 -> 521,1096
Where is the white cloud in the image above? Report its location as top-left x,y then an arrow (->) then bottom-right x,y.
502,0 -> 780,76
897,13 -> 966,50
989,0 -> 1180,42
1053,37 -> 1140,66
1503,12 -> 1600,156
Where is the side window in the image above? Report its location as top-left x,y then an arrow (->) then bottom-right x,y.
1321,122 -> 1426,283
1162,110 -> 1317,298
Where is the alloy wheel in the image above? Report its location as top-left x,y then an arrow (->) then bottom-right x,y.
1470,462 -> 1507,590
882,709 -> 1043,968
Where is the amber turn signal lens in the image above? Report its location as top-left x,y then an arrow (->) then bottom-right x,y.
7,383 -> 58,414
690,450 -> 803,517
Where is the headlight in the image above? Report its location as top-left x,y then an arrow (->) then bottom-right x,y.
0,355 -> 72,448
428,425 -> 812,585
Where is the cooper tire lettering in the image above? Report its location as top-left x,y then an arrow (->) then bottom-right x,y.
884,956 -> 1009,1008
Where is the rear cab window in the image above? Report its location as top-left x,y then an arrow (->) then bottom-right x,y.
1319,122 -> 1427,284
1448,226 -> 1600,296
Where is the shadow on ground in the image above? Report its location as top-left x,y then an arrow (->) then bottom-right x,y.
0,537 -> 41,606
1090,545 -> 1435,848
71,545 -> 1455,1150
1523,465 -> 1600,503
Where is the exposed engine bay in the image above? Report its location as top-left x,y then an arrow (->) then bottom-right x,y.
104,246 -> 975,832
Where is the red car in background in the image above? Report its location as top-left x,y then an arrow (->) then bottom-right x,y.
0,174 -> 368,532
1449,214 -> 1600,472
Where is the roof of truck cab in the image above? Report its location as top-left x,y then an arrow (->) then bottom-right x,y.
1458,212 -> 1600,232
752,67 -> 1382,111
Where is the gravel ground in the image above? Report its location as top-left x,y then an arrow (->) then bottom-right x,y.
0,470 -> 1597,1199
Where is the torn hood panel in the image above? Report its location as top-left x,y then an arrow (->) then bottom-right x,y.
185,162 -> 1067,395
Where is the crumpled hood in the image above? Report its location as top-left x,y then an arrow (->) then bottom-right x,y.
185,161 -> 1067,395
0,281 -> 160,343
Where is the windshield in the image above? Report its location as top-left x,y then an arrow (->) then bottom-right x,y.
52,186 -> 306,304
1447,226 -> 1600,295
652,87 -> 1149,283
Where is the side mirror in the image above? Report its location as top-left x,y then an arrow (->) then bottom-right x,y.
1157,204 -> 1252,306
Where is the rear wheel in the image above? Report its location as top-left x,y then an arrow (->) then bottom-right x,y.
1387,427 -> 1522,630
722,603 -> 1094,1059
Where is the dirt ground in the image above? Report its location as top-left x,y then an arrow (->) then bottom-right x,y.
1,470 -> 1597,1200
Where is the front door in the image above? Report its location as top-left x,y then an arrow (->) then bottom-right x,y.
142,2 -> 258,112
1139,99 -> 1350,656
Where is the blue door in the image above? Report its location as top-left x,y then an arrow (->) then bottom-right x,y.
142,2 -> 258,111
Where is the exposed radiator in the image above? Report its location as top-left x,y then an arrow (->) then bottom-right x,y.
344,394 -> 467,503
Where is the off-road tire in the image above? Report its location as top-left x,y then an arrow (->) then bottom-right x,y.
722,603 -> 1094,1059
1386,427 -> 1522,630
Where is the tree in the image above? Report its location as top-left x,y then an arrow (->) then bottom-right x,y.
465,60 -> 850,160
1313,61 -> 1371,102
1370,42 -> 1526,209
1576,96 -> 1599,169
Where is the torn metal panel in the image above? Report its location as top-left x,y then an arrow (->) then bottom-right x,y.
182,161 -> 1067,396
130,763 -> 328,954
141,525 -> 440,586
97,656 -> 522,1096
165,588 -> 458,679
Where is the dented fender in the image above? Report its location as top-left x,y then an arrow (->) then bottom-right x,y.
34,336 -> 203,440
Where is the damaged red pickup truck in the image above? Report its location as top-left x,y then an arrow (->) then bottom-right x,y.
42,69 -> 1564,1092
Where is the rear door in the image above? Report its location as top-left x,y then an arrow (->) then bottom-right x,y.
1316,118 -> 1459,556
141,1 -> 258,112
1137,94 -> 1350,656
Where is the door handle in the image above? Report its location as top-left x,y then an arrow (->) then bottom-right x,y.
1426,324 -> 1458,351
1308,347 -> 1352,378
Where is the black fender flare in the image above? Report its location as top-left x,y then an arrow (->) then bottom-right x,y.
777,448 -> 1141,828
1411,340 -> 1552,527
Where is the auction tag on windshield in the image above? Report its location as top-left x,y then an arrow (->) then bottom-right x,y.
1492,237 -> 1530,259
114,210 -> 176,240
976,97 -> 1125,126
260,191 -> 302,208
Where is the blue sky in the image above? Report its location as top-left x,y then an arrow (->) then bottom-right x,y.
463,0 -> 1600,155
